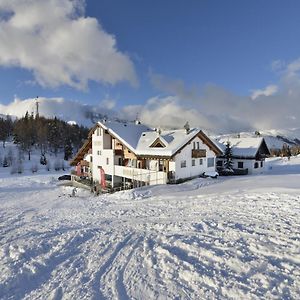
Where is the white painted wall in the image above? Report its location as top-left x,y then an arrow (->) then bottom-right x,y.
91,127 -> 115,183
235,159 -> 265,174
217,158 -> 265,174
173,136 -> 216,180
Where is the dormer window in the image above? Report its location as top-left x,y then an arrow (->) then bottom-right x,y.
150,138 -> 166,148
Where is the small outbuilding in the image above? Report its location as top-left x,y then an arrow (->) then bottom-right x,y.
217,137 -> 271,175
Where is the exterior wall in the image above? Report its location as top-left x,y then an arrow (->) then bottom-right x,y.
217,158 -> 266,175
91,127 -> 114,183
173,136 -> 216,180
235,159 -> 265,174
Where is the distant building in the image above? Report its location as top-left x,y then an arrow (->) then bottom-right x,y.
70,120 -> 222,190
217,137 -> 271,175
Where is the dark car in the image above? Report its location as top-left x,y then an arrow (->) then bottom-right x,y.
58,175 -> 71,181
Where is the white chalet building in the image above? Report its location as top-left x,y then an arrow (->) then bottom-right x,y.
217,137 -> 271,175
71,120 -> 222,189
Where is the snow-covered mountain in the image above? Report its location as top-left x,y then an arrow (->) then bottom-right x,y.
0,97 -> 113,127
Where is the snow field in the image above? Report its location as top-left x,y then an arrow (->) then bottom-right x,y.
0,158 -> 300,299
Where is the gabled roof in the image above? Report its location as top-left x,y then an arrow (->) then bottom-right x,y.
70,120 -> 222,164
136,128 -> 217,157
218,137 -> 270,158
100,121 -> 222,157
98,120 -> 153,153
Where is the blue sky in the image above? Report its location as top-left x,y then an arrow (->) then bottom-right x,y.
1,0 -> 300,131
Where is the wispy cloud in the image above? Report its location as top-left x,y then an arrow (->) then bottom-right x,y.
251,84 -> 278,100
0,0 -> 138,90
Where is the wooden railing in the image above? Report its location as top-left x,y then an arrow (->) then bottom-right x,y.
192,149 -> 206,158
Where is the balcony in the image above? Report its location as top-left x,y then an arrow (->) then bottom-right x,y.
114,165 -> 167,185
192,149 -> 206,158
114,149 -> 123,156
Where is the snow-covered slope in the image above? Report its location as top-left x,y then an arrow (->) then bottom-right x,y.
0,157 -> 299,299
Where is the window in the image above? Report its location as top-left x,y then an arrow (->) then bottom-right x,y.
97,150 -> 101,155
96,128 -> 101,136
261,161 -> 263,167
199,159 -> 203,165
159,160 -> 164,171
90,156 -> 93,163
106,158 -> 109,165
181,160 -> 187,168
193,142 -> 196,149
197,142 -> 200,149
192,159 -> 195,166
216,160 -> 223,167
254,162 -> 259,169
238,162 -> 244,169
207,158 -> 214,167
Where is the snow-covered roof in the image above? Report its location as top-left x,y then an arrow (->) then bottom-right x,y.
218,137 -> 266,157
136,128 -> 201,156
98,121 -> 221,157
99,121 -> 153,153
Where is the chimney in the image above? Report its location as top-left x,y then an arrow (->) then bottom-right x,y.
184,121 -> 190,134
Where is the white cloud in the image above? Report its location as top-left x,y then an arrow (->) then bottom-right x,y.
251,84 -> 278,100
127,71 -> 300,133
0,0 -> 137,89
100,98 -> 116,110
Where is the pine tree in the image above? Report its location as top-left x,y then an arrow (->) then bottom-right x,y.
64,140 -> 73,160
286,145 -> 291,160
13,112 -> 35,160
224,141 -> 233,170
0,116 -> 13,148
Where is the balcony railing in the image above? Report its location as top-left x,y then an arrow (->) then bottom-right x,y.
192,149 -> 206,158
114,149 -> 123,156
114,165 -> 167,185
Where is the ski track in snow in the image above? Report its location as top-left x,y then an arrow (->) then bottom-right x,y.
0,167 -> 300,299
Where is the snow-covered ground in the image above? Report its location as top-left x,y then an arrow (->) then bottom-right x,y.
0,157 -> 300,299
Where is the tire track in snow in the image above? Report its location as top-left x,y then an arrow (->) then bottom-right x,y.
92,233 -> 134,300
114,236 -> 143,300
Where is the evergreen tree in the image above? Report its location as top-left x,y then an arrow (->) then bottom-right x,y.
13,112 -> 35,160
286,145 -> 291,160
224,141 -> 233,170
0,116 -> 13,148
36,116 -> 48,155
64,140 -> 73,160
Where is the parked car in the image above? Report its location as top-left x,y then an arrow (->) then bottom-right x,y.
203,171 -> 219,178
58,175 -> 71,181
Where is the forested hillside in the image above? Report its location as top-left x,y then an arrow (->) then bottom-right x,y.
0,113 -> 89,166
